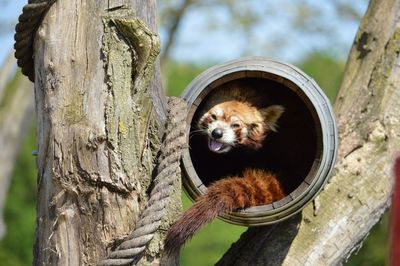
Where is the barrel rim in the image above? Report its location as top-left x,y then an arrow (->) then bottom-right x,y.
181,56 -> 338,226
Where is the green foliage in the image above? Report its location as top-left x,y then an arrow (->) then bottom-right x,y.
298,52 -> 345,103
0,124 -> 36,266
180,195 -> 246,266
164,62 -> 206,96
0,71 -> 22,123
346,214 -> 389,266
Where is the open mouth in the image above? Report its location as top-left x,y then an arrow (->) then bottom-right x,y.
208,138 -> 232,153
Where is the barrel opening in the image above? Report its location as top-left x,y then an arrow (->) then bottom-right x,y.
187,72 -> 322,201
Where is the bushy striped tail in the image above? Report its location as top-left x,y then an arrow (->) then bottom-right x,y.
163,169 -> 285,256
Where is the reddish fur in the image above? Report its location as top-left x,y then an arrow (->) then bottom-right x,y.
198,100 -> 283,150
164,169 -> 285,256
215,101 -> 269,149
164,83 -> 285,255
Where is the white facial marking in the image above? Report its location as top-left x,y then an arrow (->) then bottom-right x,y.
230,116 -> 239,122
201,108 -> 237,153
214,108 -> 224,117
207,121 -> 236,145
222,127 -> 236,144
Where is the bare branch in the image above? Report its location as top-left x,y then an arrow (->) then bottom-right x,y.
218,0 -> 400,264
160,0 -> 194,65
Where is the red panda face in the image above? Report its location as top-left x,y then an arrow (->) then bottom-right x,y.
198,100 -> 284,153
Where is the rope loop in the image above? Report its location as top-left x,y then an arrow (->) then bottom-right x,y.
98,97 -> 187,265
14,0 -> 56,81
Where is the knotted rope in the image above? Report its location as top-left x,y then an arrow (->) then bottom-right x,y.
98,97 -> 187,266
14,0 -> 56,82
15,1 -> 188,265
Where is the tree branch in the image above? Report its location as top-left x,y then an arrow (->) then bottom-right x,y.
218,1 -> 400,265
160,0 -> 194,65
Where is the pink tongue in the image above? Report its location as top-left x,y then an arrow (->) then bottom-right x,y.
210,140 -> 224,151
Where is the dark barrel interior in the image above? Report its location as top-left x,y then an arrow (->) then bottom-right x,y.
188,75 -> 321,195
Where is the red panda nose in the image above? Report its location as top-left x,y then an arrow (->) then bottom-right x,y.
212,128 -> 223,139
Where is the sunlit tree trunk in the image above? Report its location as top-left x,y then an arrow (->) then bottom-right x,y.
218,1 -> 400,265
32,1 -> 180,265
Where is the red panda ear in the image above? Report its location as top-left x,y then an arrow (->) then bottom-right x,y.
245,123 -> 264,150
260,105 -> 284,132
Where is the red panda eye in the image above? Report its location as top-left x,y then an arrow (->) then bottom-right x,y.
231,123 -> 240,128
211,114 -> 217,120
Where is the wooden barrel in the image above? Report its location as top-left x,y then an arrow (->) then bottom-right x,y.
181,57 -> 338,226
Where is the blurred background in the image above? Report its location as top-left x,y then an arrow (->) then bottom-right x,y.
0,0 -> 389,265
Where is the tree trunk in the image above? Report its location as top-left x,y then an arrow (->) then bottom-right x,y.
218,1 -> 400,265
0,52 -> 34,240
33,1 -> 180,265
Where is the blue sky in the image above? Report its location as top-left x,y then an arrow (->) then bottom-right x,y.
0,1 -> 368,66
0,0 -> 26,64
159,0 -> 368,64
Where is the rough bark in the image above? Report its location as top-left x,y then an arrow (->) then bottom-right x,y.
33,1 -> 180,265
0,52 -> 34,240
218,1 -> 400,265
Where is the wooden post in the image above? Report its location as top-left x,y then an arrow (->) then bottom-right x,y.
32,1 -> 180,265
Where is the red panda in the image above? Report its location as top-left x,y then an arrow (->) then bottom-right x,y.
164,82 -> 285,256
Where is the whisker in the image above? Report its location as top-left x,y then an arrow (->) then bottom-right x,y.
189,119 -> 202,129
189,130 -> 206,140
190,129 -> 204,134
189,132 -> 203,138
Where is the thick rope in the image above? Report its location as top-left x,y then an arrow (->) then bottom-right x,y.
98,96 -> 187,266
14,0 -> 56,82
